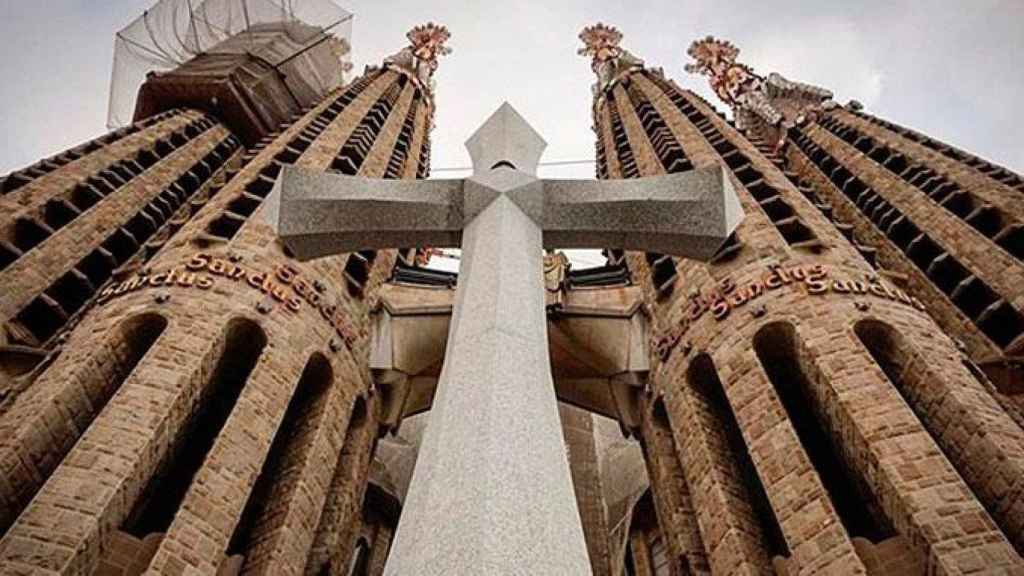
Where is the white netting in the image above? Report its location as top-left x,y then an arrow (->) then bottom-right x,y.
109,0 -> 352,129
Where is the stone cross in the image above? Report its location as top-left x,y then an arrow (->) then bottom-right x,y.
265,103 -> 742,575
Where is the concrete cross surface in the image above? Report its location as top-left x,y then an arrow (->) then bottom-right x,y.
265,102 -> 743,575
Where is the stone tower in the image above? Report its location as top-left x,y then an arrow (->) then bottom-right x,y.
3,13 -> 1024,576
580,23 -> 1024,575
0,110 -> 241,352
0,22 -> 448,576
784,85 -> 1024,426
684,36 -> 1024,427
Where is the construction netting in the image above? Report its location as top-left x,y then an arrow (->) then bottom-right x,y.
108,0 -> 352,128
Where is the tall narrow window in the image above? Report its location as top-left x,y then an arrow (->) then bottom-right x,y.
854,320 -> 918,405
98,314 -> 168,411
753,322 -> 894,542
687,354 -> 788,558
0,313 -> 167,538
645,399 -> 708,572
855,319 -> 1021,554
122,318 -> 266,537
348,538 -> 371,576
305,396 -> 373,576
228,353 -> 334,564
624,546 -> 637,576
623,492 -> 678,576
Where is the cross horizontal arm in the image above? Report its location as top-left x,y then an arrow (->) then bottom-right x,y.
532,165 -> 742,261
265,166 -> 466,260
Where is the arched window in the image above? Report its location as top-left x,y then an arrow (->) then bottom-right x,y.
348,537 -> 371,576
345,395 -> 368,433
686,353 -> 788,558
624,545 -> 637,576
853,321 -> 915,400
753,322 -> 894,543
643,398 -> 708,571
304,395 -> 374,576
622,491 -> 662,576
0,313 -> 167,538
228,353 -> 334,563
123,318 -> 266,537
854,319 -> 1022,554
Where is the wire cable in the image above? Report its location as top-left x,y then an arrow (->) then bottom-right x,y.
430,158 -> 596,172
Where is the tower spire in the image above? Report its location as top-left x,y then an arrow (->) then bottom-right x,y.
381,22 -> 451,131
383,23 -> 452,94
578,23 -> 646,98
577,22 -> 624,71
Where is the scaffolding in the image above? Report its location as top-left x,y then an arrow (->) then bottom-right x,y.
109,0 -> 352,129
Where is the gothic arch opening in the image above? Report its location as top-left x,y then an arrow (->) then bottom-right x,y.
639,396 -> 708,574
122,318 -> 266,538
621,491 -> 671,576
0,313 -> 167,539
305,394 -> 376,576
228,352 -> 335,567
686,353 -> 788,559
353,483 -> 401,576
753,322 -> 895,543
854,319 -> 1023,554
98,312 -> 169,402
853,320 -> 918,405
348,537 -> 371,576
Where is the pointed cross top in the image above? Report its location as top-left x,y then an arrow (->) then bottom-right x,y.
465,102 -> 547,176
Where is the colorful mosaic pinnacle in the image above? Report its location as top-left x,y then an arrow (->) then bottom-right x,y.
685,35 -> 761,109
578,23 -> 624,69
684,34 -> 835,147
406,22 -> 452,72
685,36 -> 743,76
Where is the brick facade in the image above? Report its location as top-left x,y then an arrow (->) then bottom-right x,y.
2,20 -> 1024,576
0,27 -> 434,573
585,31 -> 1024,573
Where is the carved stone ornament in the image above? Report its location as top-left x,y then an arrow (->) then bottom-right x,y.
384,22 -> 452,89
578,23 -> 645,96
685,36 -> 836,140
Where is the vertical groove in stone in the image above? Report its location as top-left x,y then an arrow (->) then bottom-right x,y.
305,395 -> 379,576
854,319 -> 1024,555
229,353 -> 336,575
0,312 -> 168,538
637,398 -> 712,575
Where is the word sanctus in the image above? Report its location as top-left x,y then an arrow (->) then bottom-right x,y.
654,263 -> 926,360
96,253 -> 358,347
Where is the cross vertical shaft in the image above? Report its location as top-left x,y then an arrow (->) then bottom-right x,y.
384,180 -> 591,574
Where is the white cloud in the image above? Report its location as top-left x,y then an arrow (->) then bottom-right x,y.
742,16 -> 885,107
0,0 -> 1021,175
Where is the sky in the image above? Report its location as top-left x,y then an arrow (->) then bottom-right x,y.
1,1 -> 1021,207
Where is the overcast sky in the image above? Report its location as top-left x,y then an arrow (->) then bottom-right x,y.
1,0 -> 1022,184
